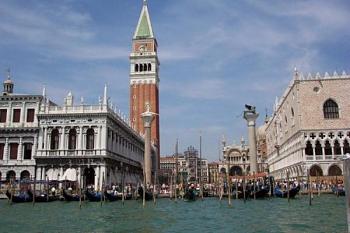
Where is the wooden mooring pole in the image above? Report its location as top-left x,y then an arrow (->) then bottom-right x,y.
343,155 -> 350,233
307,169 -> 312,206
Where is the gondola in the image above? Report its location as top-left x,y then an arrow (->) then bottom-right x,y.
34,193 -> 59,202
62,189 -> 84,201
183,188 -> 196,201
85,190 -> 102,202
274,185 -> 300,198
332,186 -> 346,196
6,189 -> 33,203
249,185 -> 270,199
138,187 -> 153,201
104,190 -> 121,201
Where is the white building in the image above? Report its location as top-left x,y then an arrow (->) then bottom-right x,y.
265,70 -> 349,179
0,73 -> 41,183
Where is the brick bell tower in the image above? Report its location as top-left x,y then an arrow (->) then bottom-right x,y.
130,0 -> 160,166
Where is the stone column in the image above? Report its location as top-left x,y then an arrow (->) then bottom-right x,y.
6,102 -> 11,126
331,142 -> 335,160
77,127 -> 82,150
43,127 -> 48,150
94,166 -> 100,191
101,126 -> 106,150
17,137 -> 23,161
32,135 -> 37,160
20,102 -> 25,125
100,165 -> 106,190
59,167 -> 63,189
312,144 -> 316,160
97,126 -> 101,150
321,143 -> 325,160
60,127 -> 65,151
36,167 -> 42,181
42,167 -> 46,181
4,138 -> 9,161
38,128 -> 43,151
141,108 -> 155,185
243,108 -> 259,174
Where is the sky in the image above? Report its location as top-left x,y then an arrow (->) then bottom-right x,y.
0,0 -> 349,161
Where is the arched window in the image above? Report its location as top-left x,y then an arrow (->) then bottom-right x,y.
315,140 -> 322,155
143,64 -> 147,71
328,165 -> 342,176
323,99 -> 339,119
310,165 -> 323,176
324,140 -> 332,156
148,63 -> 152,71
139,64 -> 143,72
86,128 -> 94,150
68,129 -> 77,150
135,64 -> 139,72
344,139 -> 350,154
334,140 -> 341,155
50,129 -> 59,150
305,141 -> 313,155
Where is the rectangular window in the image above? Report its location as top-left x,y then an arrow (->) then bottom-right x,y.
10,143 -> 18,160
0,143 -> 4,160
26,109 -> 35,122
23,143 -> 32,160
13,109 -> 21,123
0,109 -> 7,123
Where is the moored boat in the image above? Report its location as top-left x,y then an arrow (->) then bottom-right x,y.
138,186 -> 153,201
183,188 -> 196,201
85,190 -> 102,202
6,190 -> 33,203
62,189 -> 83,201
274,185 -> 300,198
104,190 -> 121,201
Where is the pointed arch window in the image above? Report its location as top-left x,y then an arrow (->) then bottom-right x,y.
344,139 -> 350,154
68,129 -> 77,150
139,64 -> 143,72
334,140 -> 341,155
50,129 -> 59,150
315,140 -> 322,156
324,140 -> 332,155
143,64 -> 147,71
323,99 -> 339,119
148,63 -> 152,71
135,64 -> 139,72
305,141 -> 313,155
86,128 -> 95,150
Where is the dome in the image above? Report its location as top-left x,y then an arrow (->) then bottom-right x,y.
4,79 -> 13,84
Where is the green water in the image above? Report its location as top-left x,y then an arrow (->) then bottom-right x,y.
0,195 -> 347,233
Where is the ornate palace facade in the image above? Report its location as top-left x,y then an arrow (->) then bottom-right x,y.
266,70 -> 349,179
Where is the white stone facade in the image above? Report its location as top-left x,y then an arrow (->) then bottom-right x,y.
265,70 -> 349,179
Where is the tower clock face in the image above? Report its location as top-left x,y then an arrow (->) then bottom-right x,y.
139,44 -> 146,52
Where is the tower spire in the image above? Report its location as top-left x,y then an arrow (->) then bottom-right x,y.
103,84 -> 108,105
133,0 -> 154,39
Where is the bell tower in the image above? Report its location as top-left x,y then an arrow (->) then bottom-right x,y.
130,0 -> 160,163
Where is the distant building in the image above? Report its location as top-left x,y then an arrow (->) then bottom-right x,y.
220,137 -> 267,176
160,145 -> 209,184
265,70 -> 349,179
208,162 -> 219,184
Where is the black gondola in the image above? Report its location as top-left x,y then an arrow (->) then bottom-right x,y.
249,185 -> 270,199
6,190 -> 33,203
34,193 -> 59,202
62,189 -> 84,201
183,188 -> 196,201
138,187 -> 153,201
274,185 -> 300,198
85,190 -> 102,202
332,186 -> 346,196
104,190 -> 121,201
